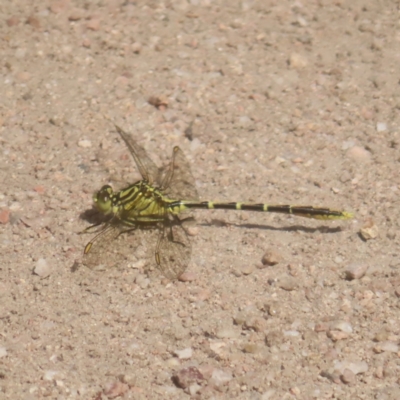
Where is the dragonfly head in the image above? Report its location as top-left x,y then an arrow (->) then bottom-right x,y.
93,185 -> 114,215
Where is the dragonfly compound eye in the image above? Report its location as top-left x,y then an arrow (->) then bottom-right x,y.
93,185 -> 113,214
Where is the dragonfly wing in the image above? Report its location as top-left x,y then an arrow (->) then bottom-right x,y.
83,224 -> 154,270
155,216 -> 191,280
161,146 -> 199,201
115,124 -> 160,184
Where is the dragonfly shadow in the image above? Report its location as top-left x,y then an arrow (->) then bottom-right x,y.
201,218 -> 345,234
79,207 -> 111,225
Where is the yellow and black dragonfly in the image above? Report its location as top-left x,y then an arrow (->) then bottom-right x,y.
83,125 -> 353,280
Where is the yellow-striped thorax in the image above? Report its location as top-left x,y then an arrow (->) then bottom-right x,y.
93,181 -> 177,224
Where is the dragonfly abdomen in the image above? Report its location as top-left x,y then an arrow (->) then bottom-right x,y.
169,201 -> 353,220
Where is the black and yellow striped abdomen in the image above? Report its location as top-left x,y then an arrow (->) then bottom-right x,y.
168,200 -> 353,220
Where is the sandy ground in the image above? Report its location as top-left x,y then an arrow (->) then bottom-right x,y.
1,1 -> 400,399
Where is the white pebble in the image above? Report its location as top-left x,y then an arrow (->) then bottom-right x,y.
210,369 -> 233,386
78,139 -> 92,148
129,259 -> 146,270
174,347 -> 193,359
289,53 -> 308,69
376,122 -> 387,132
345,263 -> 368,280
209,341 -> 226,354
190,138 -> 202,152
334,360 -> 368,375
374,341 -> 399,353
261,389 -> 277,400
34,258 -> 51,278
189,384 -> 201,396
330,321 -> 353,333
215,328 -> 240,339
43,370 -> 58,381
166,357 -> 180,367
283,330 -> 300,337
0,346 -> 7,358
346,146 -> 371,162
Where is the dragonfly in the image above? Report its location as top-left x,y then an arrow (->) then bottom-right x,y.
82,125 -> 353,280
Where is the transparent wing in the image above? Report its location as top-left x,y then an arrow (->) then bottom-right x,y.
155,216 -> 191,280
160,146 -> 199,201
82,223 -> 157,270
115,124 -> 160,184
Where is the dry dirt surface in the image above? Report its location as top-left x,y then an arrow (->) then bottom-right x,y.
1,1 -> 400,399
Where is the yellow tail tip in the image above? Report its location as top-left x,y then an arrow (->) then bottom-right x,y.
341,211 -> 354,219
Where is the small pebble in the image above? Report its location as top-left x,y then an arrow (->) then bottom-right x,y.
265,330 -> 284,347
241,264 -> 255,275
265,303 -> 281,317
148,95 -> 168,109
283,330 -> 300,337
78,139 -> 92,148
373,341 -> 399,354
87,18 -> 101,31
340,298 -> 353,313
261,389 -> 277,399
68,8 -> 85,21
314,322 -> 329,332
174,347 -> 193,360
278,277 -> 298,291
341,369 -> 356,384
43,370 -> 58,381
327,330 -> 349,341
189,384 -> 201,396
129,259 -> 146,271
345,263 -> 368,280
374,365 -> 384,379
238,115 -> 252,129
173,367 -> 204,389
289,53 -> 308,69
0,347 -> 7,358
360,220 -> 379,240
210,369 -> 233,387
321,370 -> 341,384
243,343 -> 260,354
386,229 -> 396,240
165,357 -> 180,367
50,1 -> 68,13
209,341 -> 226,354
178,272 -> 197,282
330,321 -> 353,333
135,276 -> 150,289
261,250 -> 282,266
215,328 -> 239,339
7,16 -> 19,26
383,362 -> 397,378
0,209 -> 10,224
104,381 -> 129,398
186,226 -> 199,236
132,41 -> 142,54
376,122 -> 387,132
194,289 -> 211,301
244,317 -> 266,332
33,258 -> 51,278
27,15 -> 41,29
373,330 -> 389,342
334,360 -> 368,375
346,146 -> 371,162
